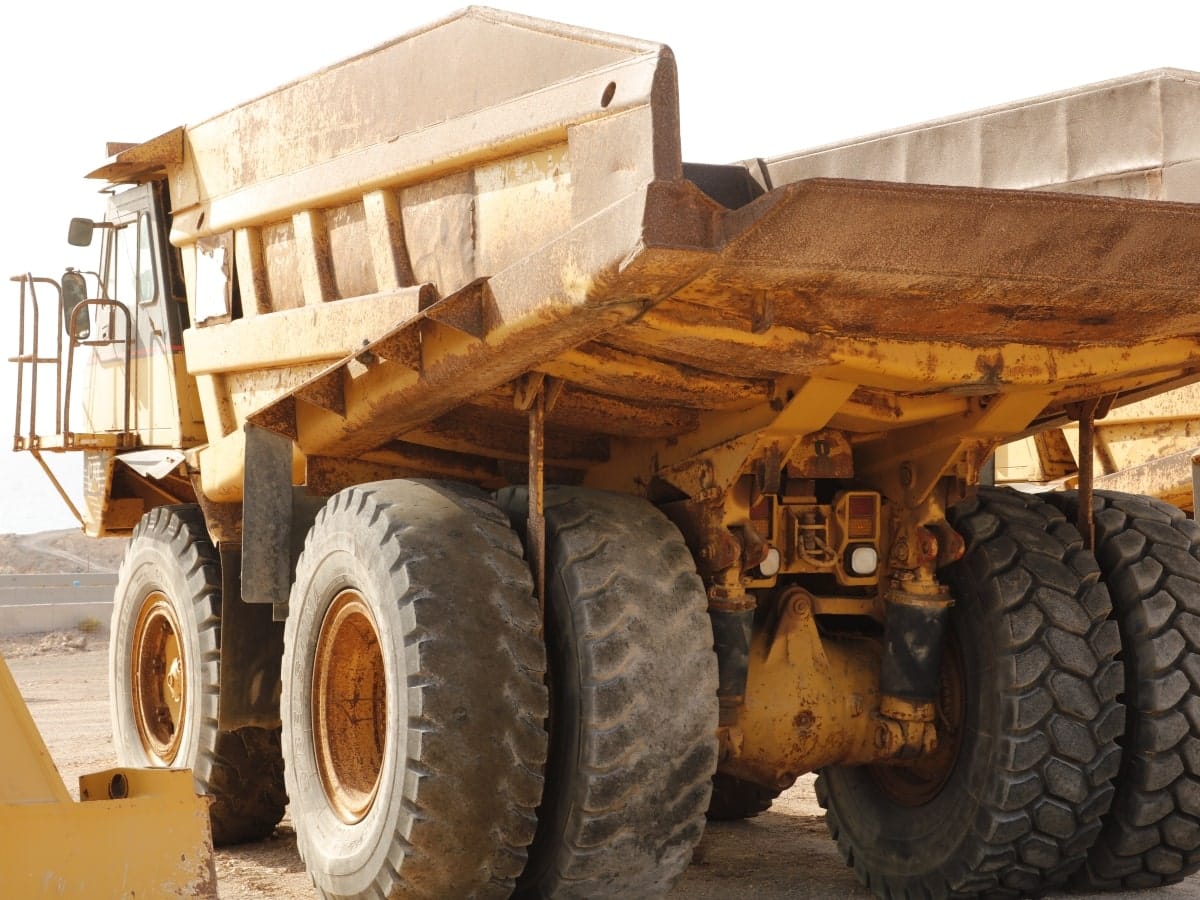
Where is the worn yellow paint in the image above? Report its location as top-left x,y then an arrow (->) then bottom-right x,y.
721,589 -> 889,788
0,654 -> 215,896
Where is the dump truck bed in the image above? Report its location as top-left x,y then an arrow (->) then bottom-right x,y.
763,68 -> 1200,506
762,68 -> 1200,199
89,10 -> 1200,503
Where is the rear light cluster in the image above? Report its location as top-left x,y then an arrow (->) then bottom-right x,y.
742,491 -> 882,584
839,492 -> 880,578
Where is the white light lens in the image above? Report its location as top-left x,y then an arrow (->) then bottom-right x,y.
849,546 -> 878,576
758,547 -> 781,577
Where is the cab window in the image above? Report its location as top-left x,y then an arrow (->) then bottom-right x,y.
136,212 -> 157,304
105,212 -> 157,305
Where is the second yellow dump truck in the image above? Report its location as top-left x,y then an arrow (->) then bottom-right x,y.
13,9 -> 1200,899
779,66 -> 1200,516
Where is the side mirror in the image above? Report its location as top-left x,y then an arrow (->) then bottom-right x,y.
62,269 -> 90,340
67,218 -> 95,247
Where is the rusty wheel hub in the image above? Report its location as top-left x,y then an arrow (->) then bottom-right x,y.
869,637 -> 966,807
131,592 -> 187,763
313,589 -> 388,824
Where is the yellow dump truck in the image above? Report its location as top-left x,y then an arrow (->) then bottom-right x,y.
13,9 -> 1200,899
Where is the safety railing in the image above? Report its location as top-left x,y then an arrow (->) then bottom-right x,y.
9,273 -> 133,452
10,275 -> 63,451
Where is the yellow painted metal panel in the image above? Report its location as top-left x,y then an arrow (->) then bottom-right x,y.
0,655 -> 71,805
0,655 -> 215,896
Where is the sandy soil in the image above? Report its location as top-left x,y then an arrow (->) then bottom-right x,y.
6,635 -> 1197,900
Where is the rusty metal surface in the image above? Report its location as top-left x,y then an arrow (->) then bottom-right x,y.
665,179 -> 1200,346
1092,446 -> 1200,511
233,176 -> 1200,502
722,589 -> 890,787
159,8 -> 678,244
761,70 -> 1200,508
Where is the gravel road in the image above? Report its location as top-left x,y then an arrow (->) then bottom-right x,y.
6,636 -> 1196,900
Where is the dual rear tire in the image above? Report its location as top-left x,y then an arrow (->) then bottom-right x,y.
819,486 -> 1200,896
1043,490 -> 1200,890
281,481 -> 717,898
818,487 -> 1126,898
110,485 -> 716,897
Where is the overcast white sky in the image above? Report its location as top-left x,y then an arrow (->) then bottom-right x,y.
2,0 -> 1199,533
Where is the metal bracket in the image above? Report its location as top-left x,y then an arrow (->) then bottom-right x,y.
1065,395 -> 1116,550
515,372 -> 563,612
527,383 -> 547,610
29,449 -> 85,528
514,371 -> 564,413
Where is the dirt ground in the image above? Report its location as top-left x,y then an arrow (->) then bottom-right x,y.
7,634 -> 1198,900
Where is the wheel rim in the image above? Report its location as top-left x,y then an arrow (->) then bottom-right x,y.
313,589 -> 388,825
131,591 -> 187,763
868,635 -> 966,807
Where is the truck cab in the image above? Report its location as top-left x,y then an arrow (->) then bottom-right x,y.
73,180 -> 202,447
12,178 -> 204,536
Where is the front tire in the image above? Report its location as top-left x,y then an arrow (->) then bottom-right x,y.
1045,490 -> 1200,889
282,480 -> 548,899
109,505 -> 287,845
817,487 -> 1124,898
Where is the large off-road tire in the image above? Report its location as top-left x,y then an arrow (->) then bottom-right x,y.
282,480 -> 548,899
501,486 -> 719,899
817,486 -> 1124,898
1043,490 -> 1200,889
706,773 -> 780,821
109,504 -> 287,845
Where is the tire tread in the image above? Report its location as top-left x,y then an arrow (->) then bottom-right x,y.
817,487 -> 1122,898
283,479 -> 548,899
111,504 -> 286,846
1044,490 -> 1200,890
506,487 -> 718,899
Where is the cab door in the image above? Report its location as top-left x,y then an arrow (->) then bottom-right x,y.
83,181 -> 199,447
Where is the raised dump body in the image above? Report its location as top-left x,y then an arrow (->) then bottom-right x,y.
768,69 -> 1200,508
14,9 -> 1200,900
61,45 -> 1200,528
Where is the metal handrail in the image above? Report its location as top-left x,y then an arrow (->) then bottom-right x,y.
9,274 -> 133,451
8,275 -> 63,449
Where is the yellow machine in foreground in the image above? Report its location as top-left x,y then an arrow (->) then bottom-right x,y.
0,654 -> 215,896
13,9 -> 1200,899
